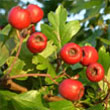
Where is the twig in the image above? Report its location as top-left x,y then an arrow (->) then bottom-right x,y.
16,30 -> 22,40
5,79 -> 28,93
54,69 -> 71,80
2,30 -> 23,80
103,77 -> 110,88
56,54 -> 61,73
44,94 -> 64,102
6,38 -> 23,75
9,73 -> 59,85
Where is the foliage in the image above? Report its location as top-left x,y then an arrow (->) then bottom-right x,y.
0,0 -> 110,110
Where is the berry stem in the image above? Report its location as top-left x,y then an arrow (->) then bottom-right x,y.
2,30 -> 23,80
4,79 -> 28,93
56,54 -> 61,73
7,36 -> 23,75
9,73 -> 59,85
54,69 -> 71,79
44,94 -> 64,102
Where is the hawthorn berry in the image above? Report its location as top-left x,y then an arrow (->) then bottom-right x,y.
80,46 -> 98,66
27,4 -> 44,23
86,62 -> 104,82
8,6 -> 31,30
60,43 -> 82,64
59,79 -> 84,101
27,32 -> 47,53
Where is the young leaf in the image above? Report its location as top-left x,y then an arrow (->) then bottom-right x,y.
61,20 -> 80,46
41,5 -> 80,48
98,46 -> 110,74
39,40 -> 57,58
98,67 -> 110,94
4,57 -> 26,80
32,55 -> 56,83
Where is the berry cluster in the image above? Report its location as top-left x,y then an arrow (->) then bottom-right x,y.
8,4 -> 43,29
8,4 -> 105,102
59,43 -> 104,101
8,4 -> 47,53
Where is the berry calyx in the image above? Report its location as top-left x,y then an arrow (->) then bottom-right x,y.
27,4 -> 44,23
59,79 -> 84,101
80,46 -> 98,66
27,32 -> 47,53
86,62 -> 104,82
60,43 -> 82,64
8,6 -> 31,30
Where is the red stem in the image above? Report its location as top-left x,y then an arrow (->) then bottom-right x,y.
5,30 -> 24,77
6,39 -> 23,75
10,73 -> 59,85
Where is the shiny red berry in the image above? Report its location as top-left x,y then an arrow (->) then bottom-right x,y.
8,6 -> 31,30
27,32 -> 47,53
80,46 -> 98,66
59,79 -> 84,101
60,43 -> 82,64
27,4 -> 44,23
86,62 -> 104,82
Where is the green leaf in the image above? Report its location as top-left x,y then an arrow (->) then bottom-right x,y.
98,67 -> 110,93
0,24 -> 17,66
98,37 -> 110,45
18,41 -> 35,73
70,63 -> 83,70
0,24 -> 12,36
0,37 -> 16,66
61,20 -> 80,46
39,40 -> 57,58
98,46 -> 110,92
41,5 -> 80,48
48,5 -> 67,28
0,90 -> 17,110
11,90 -> 49,110
98,46 -> 110,74
4,56 -> 26,80
0,90 -> 17,100
49,100 -> 75,110
41,24 -> 59,46
32,55 -> 56,83
87,104 -> 104,110
79,29 -> 103,47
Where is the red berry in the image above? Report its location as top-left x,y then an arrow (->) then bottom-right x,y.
8,6 -> 31,30
60,43 -> 82,64
59,79 -> 84,101
86,62 -> 104,82
27,32 -> 47,53
27,4 -> 44,23
80,46 -> 98,66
